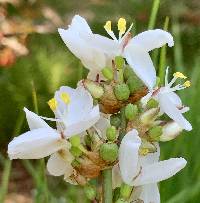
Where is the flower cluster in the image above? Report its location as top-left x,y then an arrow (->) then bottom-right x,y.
8,15 -> 192,203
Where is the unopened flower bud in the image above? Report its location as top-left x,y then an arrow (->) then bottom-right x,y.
140,108 -> 159,125
110,114 -> 121,128
148,126 -> 162,141
113,187 -> 121,202
69,135 -> 81,147
126,76 -> 143,94
123,66 -> 135,81
70,146 -> 83,157
125,104 -> 138,120
114,84 -> 130,101
102,67 -> 114,80
160,122 -> 183,142
84,134 -> 92,148
100,143 -> 118,162
83,79 -> 104,99
84,184 -> 97,201
120,183 -> 132,200
146,98 -> 159,109
115,56 -> 124,69
106,126 -> 117,141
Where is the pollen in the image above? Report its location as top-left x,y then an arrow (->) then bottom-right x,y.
48,98 -> 57,111
139,148 -> 149,156
118,18 -> 126,34
183,80 -> 191,88
173,72 -> 187,79
60,92 -> 70,104
104,21 -> 112,32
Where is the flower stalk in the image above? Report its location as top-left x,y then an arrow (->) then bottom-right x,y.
102,168 -> 113,203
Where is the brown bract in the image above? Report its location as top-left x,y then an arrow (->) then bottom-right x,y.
100,83 -> 148,114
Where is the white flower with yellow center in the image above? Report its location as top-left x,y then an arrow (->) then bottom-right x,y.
113,129 -> 187,203
142,67 -> 192,131
8,86 -> 100,178
58,15 -> 173,86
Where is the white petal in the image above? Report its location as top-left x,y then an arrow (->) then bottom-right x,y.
133,157 -> 187,186
158,92 -> 192,131
24,108 -> 51,130
112,164 -> 123,189
8,128 -> 66,159
70,15 -> 92,34
124,45 -> 156,90
119,129 -> 141,185
47,152 -> 73,176
139,183 -> 160,203
129,29 -> 174,52
64,105 -> 100,138
94,116 -> 110,139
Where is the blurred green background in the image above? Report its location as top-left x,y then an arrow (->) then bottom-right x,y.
0,0 -> 200,202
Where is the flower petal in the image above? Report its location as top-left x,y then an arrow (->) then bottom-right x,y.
158,92 -> 192,131
128,29 -> 174,52
24,107 -> 51,130
112,164 -> 123,189
94,116 -> 110,139
64,105 -> 100,138
133,157 -> 187,186
119,129 -> 141,185
8,128 -> 66,159
139,183 -> 160,203
124,45 -> 156,90
47,152 -> 73,176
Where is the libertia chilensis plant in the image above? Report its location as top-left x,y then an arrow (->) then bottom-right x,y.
7,15 -> 192,203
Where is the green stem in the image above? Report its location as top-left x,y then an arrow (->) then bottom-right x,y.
102,168 -> 112,203
148,0 -> 160,29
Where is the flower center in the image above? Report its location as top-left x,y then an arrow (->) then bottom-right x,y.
60,92 -> 71,104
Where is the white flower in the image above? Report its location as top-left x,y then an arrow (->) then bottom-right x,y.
142,67 -> 192,131
58,15 -> 173,84
114,129 -> 187,203
8,86 -> 100,178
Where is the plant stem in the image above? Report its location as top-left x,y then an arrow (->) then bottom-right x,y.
102,168 -> 112,203
148,0 -> 160,29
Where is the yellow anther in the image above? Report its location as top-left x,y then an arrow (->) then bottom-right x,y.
139,148 -> 149,156
173,72 -> 187,79
118,18 -> 126,34
183,80 -> 191,88
60,92 -> 70,104
104,21 -> 112,32
48,98 -> 57,111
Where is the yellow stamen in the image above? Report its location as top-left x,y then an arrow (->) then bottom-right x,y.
173,72 -> 187,79
48,98 -> 57,111
104,21 -> 112,32
139,148 -> 149,156
60,92 -> 70,104
183,80 -> 191,88
118,18 -> 126,35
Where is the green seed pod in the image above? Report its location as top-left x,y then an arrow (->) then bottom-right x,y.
69,135 -> 81,147
84,184 -> 97,201
126,75 -> 143,94
70,146 -> 83,157
106,126 -> 117,141
115,56 -> 124,69
125,104 -> 138,120
114,84 -> 130,101
110,114 -> 121,128
99,143 -> 118,162
102,67 -> 114,80
123,66 -> 135,81
146,98 -> 159,109
120,183 -> 133,200
148,126 -> 162,141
